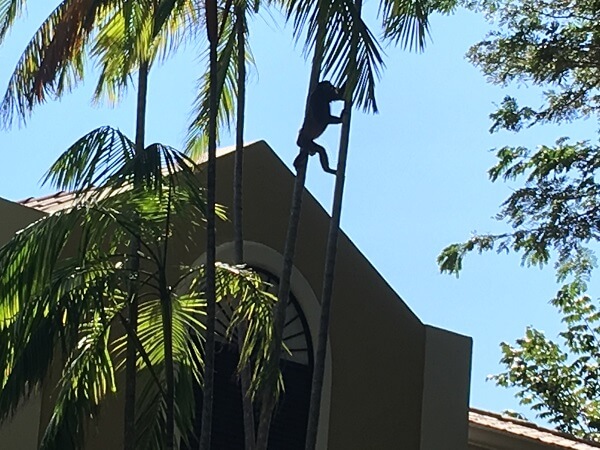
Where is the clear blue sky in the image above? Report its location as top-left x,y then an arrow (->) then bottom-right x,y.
1,2 -> 596,422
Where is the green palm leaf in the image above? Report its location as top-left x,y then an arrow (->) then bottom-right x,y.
281,0 -> 384,112
185,1 -> 256,158
0,0 -> 25,43
90,0 -> 198,104
43,126 -> 135,193
39,307 -> 119,450
0,0 -> 194,126
0,0 -> 118,127
379,0 -> 439,51
132,293 -> 204,449
42,126 -> 211,214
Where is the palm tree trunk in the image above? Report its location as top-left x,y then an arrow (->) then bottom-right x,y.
160,275 -> 175,450
233,9 -> 245,267
123,58 -> 149,450
199,1 -> 218,449
305,3 -> 361,448
254,160 -> 308,449
232,6 -> 256,450
254,32 -> 326,450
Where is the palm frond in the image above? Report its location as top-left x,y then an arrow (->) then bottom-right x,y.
185,2 -> 256,159
379,0 -> 455,51
134,361 -> 198,450
39,308 -> 118,450
42,126 -> 135,193
0,264 -> 127,425
282,0 -> 384,112
321,0 -> 384,112
185,263 -> 278,399
127,291 -> 205,449
91,0 -> 199,105
128,294 -> 204,372
91,0 -> 155,103
0,208 -> 84,323
0,0 -> 25,43
151,0 -> 200,62
0,197 -> 159,331
135,368 -> 167,450
42,126 -> 210,212
0,314 -> 56,422
94,170 -> 214,247
0,0 -> 117,127
0,233 -> 125,438
219,263 -> 279,399
0,205 -> 132,419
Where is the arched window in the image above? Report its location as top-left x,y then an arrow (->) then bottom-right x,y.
185,269 -> 313,449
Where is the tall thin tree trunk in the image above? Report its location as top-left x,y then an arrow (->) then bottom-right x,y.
233,9 -> 245,268
254,161 -> 308,450
123,58 -> 149,450
305,3 -> 361,448
161,275 -> 175,450
254,32 -> 326,450
199,1 -> 218,449
232,6 -> 256,450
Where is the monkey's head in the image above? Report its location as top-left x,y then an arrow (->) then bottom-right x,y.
315,81 -> 345,102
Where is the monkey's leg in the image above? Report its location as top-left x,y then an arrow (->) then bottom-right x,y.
328,115 -> 343,125
314,144 -> 337,175
293,148 -> 309,173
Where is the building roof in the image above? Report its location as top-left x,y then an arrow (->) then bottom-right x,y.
19,190 -> 79,213
18,142 -> 246,214
470,408 -> 600,449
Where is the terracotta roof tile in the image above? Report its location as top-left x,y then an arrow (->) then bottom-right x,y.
470,408 -> 600,449
17,142 -> 246,214
19,190 -> 77,213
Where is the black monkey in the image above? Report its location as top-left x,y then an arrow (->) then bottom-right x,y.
293,81 -> 346,175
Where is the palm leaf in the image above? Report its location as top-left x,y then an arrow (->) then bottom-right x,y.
379,0 -> 455,51
43,126 -> 136,193
42,126 -> 211,212
185,2 -> 256,158
0,0 -> 191,125
0,0 -> 117,127
0,208 -> 86,323
184,263 -> 279,399
90,0 -> 188,103
129,291 -> 205,449
89,0 -> 199,105
0,0 -> 25,43
281,0 -> 384,112
0,312 -> 56,422
39,308 -> 118,450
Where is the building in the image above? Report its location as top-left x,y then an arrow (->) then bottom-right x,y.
0,141 -> 473,449
470,408 -> 600,450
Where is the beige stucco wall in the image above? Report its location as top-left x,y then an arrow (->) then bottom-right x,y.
0,142 -> 472,449
216,143 -> 435,449
0,394 -> 43,450
421,326 -> 472,450
0,197 -> 45,242
206,142 -> 471,449
0,198 -> 46,449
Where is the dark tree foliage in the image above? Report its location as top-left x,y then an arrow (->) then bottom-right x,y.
438,0 -> 600,439
468,0 -> 600,129
439,0 -> 600,276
